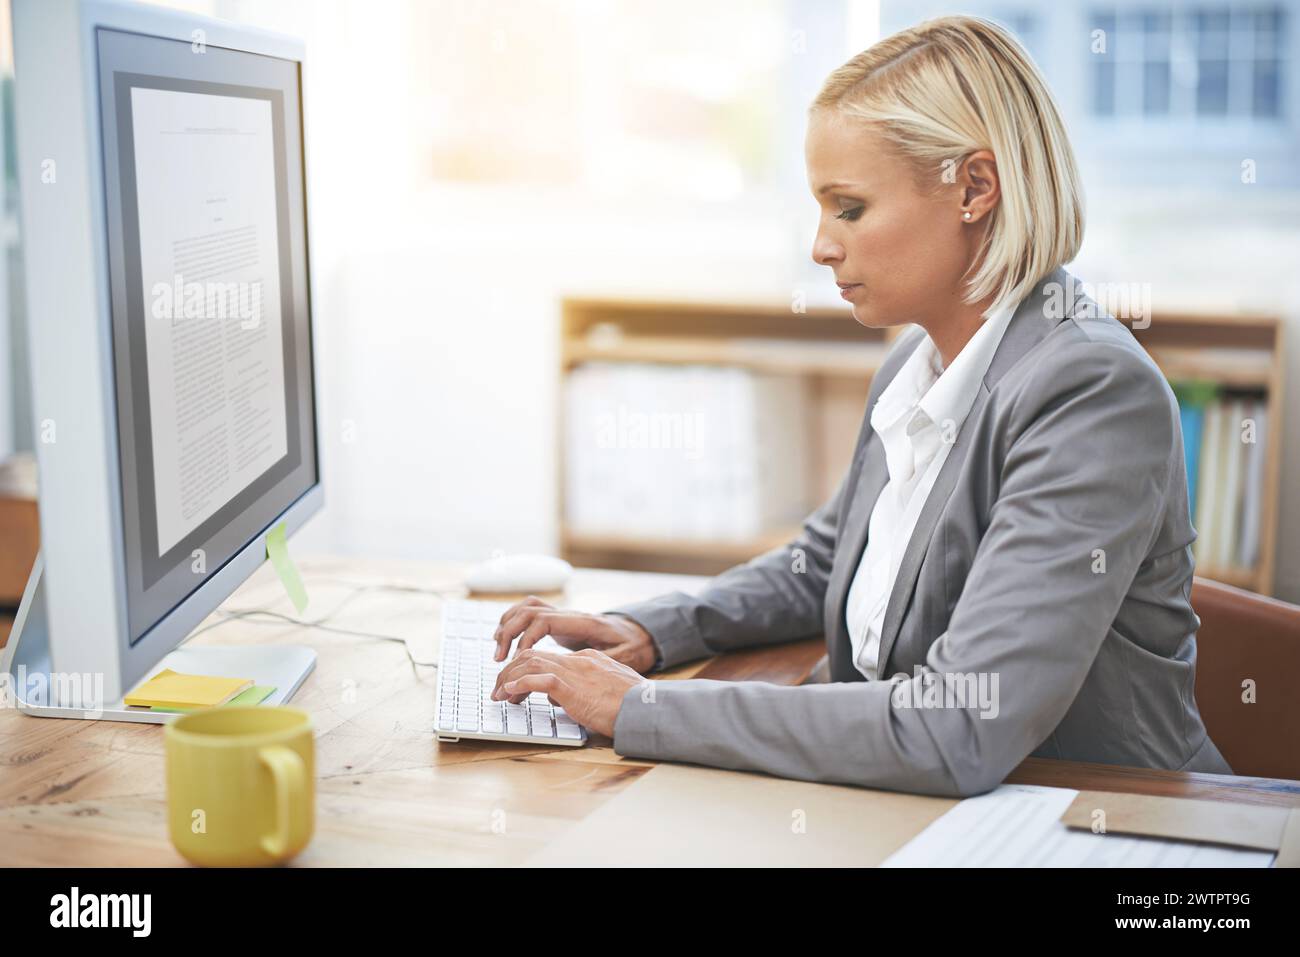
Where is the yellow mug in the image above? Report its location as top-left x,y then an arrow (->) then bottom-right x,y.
165,706 -> 315,866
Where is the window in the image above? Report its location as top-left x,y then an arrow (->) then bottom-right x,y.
992,10 -> 1039,59
1088,5 -> 1286,119
406,0 -> 817,203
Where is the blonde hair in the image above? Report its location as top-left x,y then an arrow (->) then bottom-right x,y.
811,16 -> 1084,311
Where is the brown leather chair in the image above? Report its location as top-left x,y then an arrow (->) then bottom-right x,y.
1191,576 -> 1300,781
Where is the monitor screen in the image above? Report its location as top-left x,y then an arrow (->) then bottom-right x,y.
96,28 -> 318,645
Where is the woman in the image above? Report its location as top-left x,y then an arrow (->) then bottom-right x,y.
488,16 -> 1230,796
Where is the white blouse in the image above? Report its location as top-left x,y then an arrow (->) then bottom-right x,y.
845,304 -> 1016,680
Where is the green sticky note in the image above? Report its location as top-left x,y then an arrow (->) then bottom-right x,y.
266,521 -> 308,614
226,685 -> 276,707
149,685 -> 277,713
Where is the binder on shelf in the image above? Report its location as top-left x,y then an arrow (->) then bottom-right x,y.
1193,400 -> 1224,567
564,361 -> 809,543
1236,397 -> 1267,570
1171,380 -> 1219,521
1180,388 -> 1268,582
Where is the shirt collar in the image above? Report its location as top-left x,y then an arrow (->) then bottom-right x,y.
871,331 -> 943,434
917,301 -> 1016,435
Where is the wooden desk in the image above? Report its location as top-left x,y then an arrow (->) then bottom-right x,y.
1,556 -> 1296,866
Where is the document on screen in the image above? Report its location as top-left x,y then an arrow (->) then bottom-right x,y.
130,86 -> 288,555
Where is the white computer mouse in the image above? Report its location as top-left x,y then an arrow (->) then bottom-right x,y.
465,554 -> 573,595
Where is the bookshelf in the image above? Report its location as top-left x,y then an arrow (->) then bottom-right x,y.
1126,312 -> 1284,595
558,300 -> 1284,594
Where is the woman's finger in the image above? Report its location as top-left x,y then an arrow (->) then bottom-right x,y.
491,598 -> 552,660
512,612 -> 604,657
498,672 -> 570,707
491,648 -> 567,699
492,652 -> 569,704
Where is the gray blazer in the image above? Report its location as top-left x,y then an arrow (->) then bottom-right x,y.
608,267 -> 1231,797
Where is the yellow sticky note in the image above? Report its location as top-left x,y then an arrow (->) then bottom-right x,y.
266,521 -> 308,614
149,684 -> 276,713
125,669 -> 253,709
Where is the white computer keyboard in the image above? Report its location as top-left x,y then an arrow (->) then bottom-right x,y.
434,599 -> 588,747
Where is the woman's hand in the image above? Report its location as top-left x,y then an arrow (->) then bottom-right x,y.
491,598 -> 658,674
490,648 -> 644,738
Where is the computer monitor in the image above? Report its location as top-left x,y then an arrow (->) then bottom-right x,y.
2,0 -> 322,722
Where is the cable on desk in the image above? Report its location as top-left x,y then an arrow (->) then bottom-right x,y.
199,608 -> 440,668
186,578 -> 466,669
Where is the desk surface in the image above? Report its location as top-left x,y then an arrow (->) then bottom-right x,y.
1,556 -> 1297,866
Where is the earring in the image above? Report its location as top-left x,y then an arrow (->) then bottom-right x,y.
962,211 -> 973,221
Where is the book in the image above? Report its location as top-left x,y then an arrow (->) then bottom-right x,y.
1215,398 -> 1244,571
1194,401 -> 1227,567
1170,379 -> 1219,522
1237,399 -> 1267,569
1179,404 -> 1204,521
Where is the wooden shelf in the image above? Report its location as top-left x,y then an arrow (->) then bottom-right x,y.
564,529 -> 798,556
563,335 -> 889,377
1145,346 -> 1274,390
563,529 -> 799,577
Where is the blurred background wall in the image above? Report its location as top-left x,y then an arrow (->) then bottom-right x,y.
2,0 -> 1298,600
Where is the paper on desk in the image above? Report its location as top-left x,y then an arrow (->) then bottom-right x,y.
881,784 -> 1276,867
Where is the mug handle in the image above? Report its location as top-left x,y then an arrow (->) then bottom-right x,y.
258,744 -> 306,859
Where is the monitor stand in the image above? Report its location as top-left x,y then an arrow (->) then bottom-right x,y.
1,556 -> 316,724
